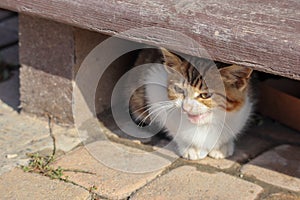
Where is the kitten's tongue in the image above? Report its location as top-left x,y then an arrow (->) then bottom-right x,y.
187,114 -> 204,124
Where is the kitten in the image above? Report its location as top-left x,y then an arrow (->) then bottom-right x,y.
128,48 -> 253,160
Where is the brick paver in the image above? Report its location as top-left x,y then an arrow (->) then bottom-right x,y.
264,192 -> 300,200
132,166 -> 263,200
52,141 -> 171,199
198,156 -> 237,170
0,100 -> 83,175
197,130 -> 276,169
0,168 -> 89,200
241,145 -> 300,192
231,130 -> 277,163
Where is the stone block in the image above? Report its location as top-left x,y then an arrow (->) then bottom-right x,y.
0,100 -> 83,175
263,193 -> 300,200
73,28 -> 139,115
197,156 -> 237,170
52,141 -> 170,199
19,14 -> 74,123
196,131 -> 276,170
132,166 -> 263,200
230,130 -> 277,163
0,169 -> 89,199
18,14 -> 133,124
241,145 -> 300,192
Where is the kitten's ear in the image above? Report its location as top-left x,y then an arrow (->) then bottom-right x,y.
220,65 -> 253,91
161,47 -> 182,72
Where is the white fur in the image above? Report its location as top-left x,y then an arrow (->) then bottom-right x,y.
144,65 -> 253,160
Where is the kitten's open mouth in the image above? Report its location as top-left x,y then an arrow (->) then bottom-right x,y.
187,112 -> 211,124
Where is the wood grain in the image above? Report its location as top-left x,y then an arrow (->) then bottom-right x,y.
0,0 -> 299,79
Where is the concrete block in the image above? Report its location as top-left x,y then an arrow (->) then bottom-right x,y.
52,141 -> 169,199
132,166 -> 263,200
241,145 -> 300,192
19,14 -> 74,123
0,169 -> 89,199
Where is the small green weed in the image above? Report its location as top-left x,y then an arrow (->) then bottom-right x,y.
20,115 -> 104,199
21,153 -> 64,180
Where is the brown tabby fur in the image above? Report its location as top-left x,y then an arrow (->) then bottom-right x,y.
129,48 -> 252,123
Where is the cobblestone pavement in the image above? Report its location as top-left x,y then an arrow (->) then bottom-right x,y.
0,9 -> 300,200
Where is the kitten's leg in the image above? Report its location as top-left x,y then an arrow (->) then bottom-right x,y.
182,147 -> 197,160
177,143 -> 208,160
208,140 -> 234,159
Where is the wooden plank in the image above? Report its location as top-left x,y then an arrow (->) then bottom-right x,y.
0,0 -> 299,80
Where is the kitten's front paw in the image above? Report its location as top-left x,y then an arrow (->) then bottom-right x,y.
208,141 -> 234,159
181,147 -> 208,160
208,150 -> 228,159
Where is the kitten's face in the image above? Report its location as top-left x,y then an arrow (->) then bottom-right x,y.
161,48 -> 252,124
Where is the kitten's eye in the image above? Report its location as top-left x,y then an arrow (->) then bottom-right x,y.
198,93 -> 212,99
174,85 -> 184,93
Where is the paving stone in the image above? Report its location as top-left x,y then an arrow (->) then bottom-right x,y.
230,131 -> 277,163
0,168 -> 89,199
241,145 -> 300,192
52,141 -> 170,200
132,166 -> 263,200
195,132 -> 274,169
263,192 -> 300,200
0,100 -> 84,175
197,156 -> 237,170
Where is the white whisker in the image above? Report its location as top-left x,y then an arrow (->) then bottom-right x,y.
148,104 -> 174,125
135,100 -> 176,126
139,105 -> 168,125
132,100 -> 174,114
134,101 -> 174,122
221,122 -> 236,137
